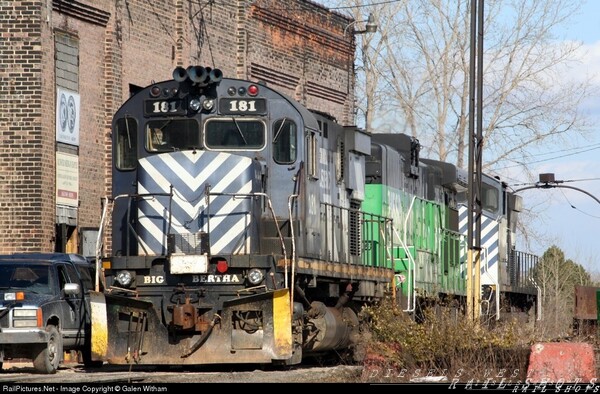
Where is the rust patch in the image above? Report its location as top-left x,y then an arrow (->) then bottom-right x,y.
574,285 -> 599,320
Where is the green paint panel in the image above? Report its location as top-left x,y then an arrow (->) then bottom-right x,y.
363,184 -> 466,296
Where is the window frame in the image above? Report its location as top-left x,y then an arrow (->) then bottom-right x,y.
272,118 -> 297,164
204,118 -> 267,151
114,117 -> 138,171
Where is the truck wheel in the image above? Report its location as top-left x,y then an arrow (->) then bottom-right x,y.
33,325 -> 62,374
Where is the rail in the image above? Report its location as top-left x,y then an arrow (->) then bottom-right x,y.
95,197 -> 110,292
402,197 -> 417,312
206,189 -> 287,259
320,202 -> 392,268
509,250 -> 538,294
392,226 -> 416,312
94,189 -> 287,289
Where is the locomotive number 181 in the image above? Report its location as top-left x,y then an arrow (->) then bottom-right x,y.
219,98 -> 266,115
144,99 -> 185,116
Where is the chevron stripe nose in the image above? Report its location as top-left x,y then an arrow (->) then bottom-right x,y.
137,151 -> 256,255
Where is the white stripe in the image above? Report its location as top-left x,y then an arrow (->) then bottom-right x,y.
139,155 -> 253,217
209,159 -> 253,194
139,162 -> 204,217
138,184 -> 189,232
137,215 -> 164,255
210,215 -> 252,254
155,152 -> 240,189
200,179 -> 253,232
138,177 -> 253,251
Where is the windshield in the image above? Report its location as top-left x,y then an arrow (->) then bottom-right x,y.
0,264 -> 55,295
205,119 -> 265,150
146,119 -> 200,152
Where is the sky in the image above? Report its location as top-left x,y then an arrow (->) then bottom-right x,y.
521,0 -> 600,271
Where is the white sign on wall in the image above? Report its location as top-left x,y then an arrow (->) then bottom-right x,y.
56,88 -> 80,146
56,152 -> 79,207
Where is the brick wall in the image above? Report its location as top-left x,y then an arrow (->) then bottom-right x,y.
0,0 -> 52,252
248,0 -> 354,124
0,0 -> 355,254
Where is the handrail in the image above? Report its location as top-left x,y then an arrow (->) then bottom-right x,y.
95,196 -> 110,292
288,194 -> 298,314
480,246 -> 500,320
208,191 -> 287,259
392,226 -> 416,313
401,196 -> 417,313
529,276 -> 542,321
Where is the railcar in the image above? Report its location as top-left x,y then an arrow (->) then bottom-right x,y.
364,134 -> 465,312
456,172 -> 539,320
89,65 -> 538,366
361,133 -> 538,319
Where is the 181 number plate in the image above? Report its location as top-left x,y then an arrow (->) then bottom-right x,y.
219,98 -> 266,115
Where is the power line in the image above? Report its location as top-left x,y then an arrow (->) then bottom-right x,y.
560,177 -> 600,183
495,143 -> 600,171
526,144 -> 600,164
558,187 -> 600,219
511,177 -> 600,188
326,0 -> 405,9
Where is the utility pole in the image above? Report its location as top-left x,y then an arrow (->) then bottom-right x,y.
467,0 -> 484,321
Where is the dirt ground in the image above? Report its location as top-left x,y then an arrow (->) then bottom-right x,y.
0,361 -> 364,383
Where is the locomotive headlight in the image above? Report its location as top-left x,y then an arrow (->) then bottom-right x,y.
247,268 -> 264,285
202,98 -> 215,111
116,270 -> 133,287
189,98 -> 201,112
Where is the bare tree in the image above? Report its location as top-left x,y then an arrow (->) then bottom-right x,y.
324,0 -> 594,174
532,245 -> 592,337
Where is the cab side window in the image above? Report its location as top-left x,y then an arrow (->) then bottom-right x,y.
273,119 -> 297,164
115,117 -> 137,170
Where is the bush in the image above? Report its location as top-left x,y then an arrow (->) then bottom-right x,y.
360,295 -> 533,382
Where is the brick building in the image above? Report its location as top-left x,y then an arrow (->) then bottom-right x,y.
0,0 -> 357,255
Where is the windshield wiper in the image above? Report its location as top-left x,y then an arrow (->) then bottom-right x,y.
231,117 -> 248,145
273,118 -> 288,143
